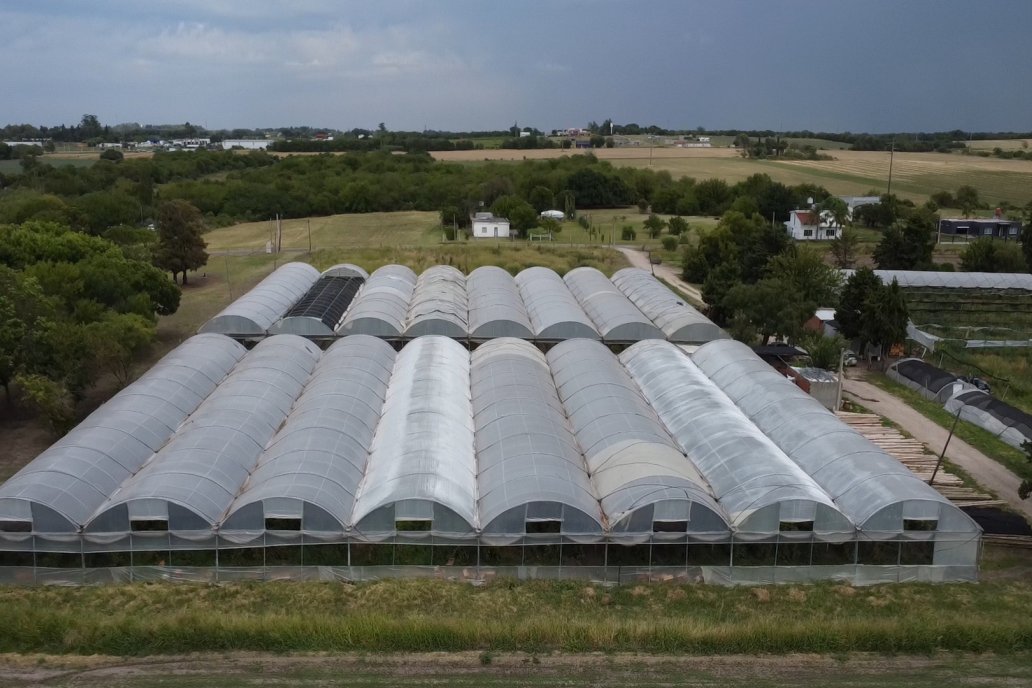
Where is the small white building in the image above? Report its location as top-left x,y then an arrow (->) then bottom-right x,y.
471,212 -> 511,239
540,209 -> 565,221
785,210 -> 841,241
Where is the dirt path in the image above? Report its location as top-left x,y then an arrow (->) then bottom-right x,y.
843,376 -> 1032,522
616,247 -> 706,306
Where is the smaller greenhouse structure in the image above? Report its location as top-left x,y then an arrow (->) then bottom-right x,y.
199,262 -> 319,337
846,269 -> 1032,291
268,264 -> 367,337
887,358 -> 972,403
945,391 -> 1032,450
466,267 -> 534,340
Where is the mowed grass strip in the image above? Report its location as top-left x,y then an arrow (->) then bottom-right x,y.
1,578 -> 1030,655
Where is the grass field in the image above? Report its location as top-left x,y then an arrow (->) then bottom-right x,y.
3,651 -> 1031,688
1,564 -> 1030,657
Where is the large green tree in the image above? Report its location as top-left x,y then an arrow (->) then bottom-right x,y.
961,238 -> 1027,273
722,278 -> 813,345
873,208 -> 937,270
860,278 -> 909,362
835,267 -> 882,341
154,200 -> 208,284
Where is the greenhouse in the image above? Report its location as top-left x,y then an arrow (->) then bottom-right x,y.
847,269 -> 1032,291
611,268 -> 726,343
200,262 -> 319,337
403,265 -> 469,338
944,391 -> 1032,451
268,264 -> 367,337
514,267 -> 600,341
564,267 -> 664,342
0,333 -> 980,584
466,267 -> 534,340
337,265 -> 417,338
888,358 -> 970,403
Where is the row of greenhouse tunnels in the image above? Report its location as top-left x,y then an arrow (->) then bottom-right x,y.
199,262 -> 725,344
0,333 -> 980,585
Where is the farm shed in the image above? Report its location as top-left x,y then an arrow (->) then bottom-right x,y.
938,218 -> 1022,242
0,334 -> 979,585
199,262 -> 319,337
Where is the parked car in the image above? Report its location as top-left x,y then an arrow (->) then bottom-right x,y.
842,350 -> 858,366
960,375 -> 991,394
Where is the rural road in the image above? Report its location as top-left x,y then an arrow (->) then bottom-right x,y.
617,247 -> 706,306
843,376 -> 1032,522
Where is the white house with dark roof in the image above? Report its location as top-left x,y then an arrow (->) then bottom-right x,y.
471,212 -> 511,239
785,210 -> 842,241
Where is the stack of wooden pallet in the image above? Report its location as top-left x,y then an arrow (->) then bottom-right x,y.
836,411 -> 1002,507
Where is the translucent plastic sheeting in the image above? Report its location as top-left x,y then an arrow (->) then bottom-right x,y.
338,265 -> 417,337
844,269 -> 1032,291
199,262 -> 319,336
621,341 -> 853,535
471,339 -> 603,536
691,340 -> 979,536
611,268 -> 725,343
466,267 -> 534,340
404,266 -> 468,338
546,339 -> 728,534
223,336 -> 396,533
945,391 -> 1032,450
0,335 -> 246,532
321,263 -> 369,280
269,276 -> 364,336
515,267 -> 600,340
85,336 -> 321,533
352,336 -> 478,534
564,267 -> 664,342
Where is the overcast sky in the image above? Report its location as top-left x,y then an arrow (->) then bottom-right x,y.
4,0 -> 1030,133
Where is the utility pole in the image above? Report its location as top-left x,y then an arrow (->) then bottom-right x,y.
886,139 -> 895,196
929,407 -> 963,485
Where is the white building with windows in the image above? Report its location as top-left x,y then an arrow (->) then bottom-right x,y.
471,212 -> 511,239
785,210 -> 841,241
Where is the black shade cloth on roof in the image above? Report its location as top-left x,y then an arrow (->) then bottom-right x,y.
892,359 -> 958,395
284,276 -> 364,329
952,391 -> 1032,440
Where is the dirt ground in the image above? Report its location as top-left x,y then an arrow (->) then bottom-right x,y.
1,651 -> 1030,688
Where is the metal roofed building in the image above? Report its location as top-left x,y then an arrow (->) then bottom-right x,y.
0,334 -> 979,584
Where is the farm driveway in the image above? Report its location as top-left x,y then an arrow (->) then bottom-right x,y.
843,376 -> 1032,523
617,247 -> 706,306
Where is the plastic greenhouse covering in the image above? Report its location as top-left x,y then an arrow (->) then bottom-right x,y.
691,340 -> 979,537
621,340 -> 853,536
887,359 -> 971,403
564,267 -> 664,342
472,339 -> 602,540
269,264 -> 368,336
0,335 -> 246,533
404,265 -> 469,338
845,269 -> 1032,291
200,262 -> 319,336
466,267 -> 534,340
611,268 -> 726,343
338,264 -> 417,338
515,267 -> 600,341
0,333 -> 981,585
945,391 -> 1032,450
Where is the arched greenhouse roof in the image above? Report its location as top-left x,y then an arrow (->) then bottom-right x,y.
515,267 -> 600,341
472,338 -> 602,536
85,336 -> 320,533
338,264 -> 417,337
199,262 -> 319,336
564,267 -> 664,342
321,263 -> 369,280
0,334 -> 245,533
691,339 -> 979,533
466,267 -> 534,340
351,336 -> 477,534
223,335 -> 396,533
621,340 -> 852,535
546,339 -> 727,534
846,269 -> 1032,291
268,272 -> 366,337
404,265 -> 468,338
611,268 -> 725,343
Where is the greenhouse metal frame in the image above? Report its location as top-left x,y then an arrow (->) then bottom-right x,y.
0,334 -> 980,585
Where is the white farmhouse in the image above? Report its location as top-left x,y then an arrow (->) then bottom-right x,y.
784,209 -> 842,241
471,212 -> 511,239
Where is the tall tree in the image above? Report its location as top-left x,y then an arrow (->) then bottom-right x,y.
873,208 -> 937,270
766,247 -> 843,307
154,200 -> 208,285
835,267 -> 881,341
829,227 -> 860,268
860,278 -> 908,363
